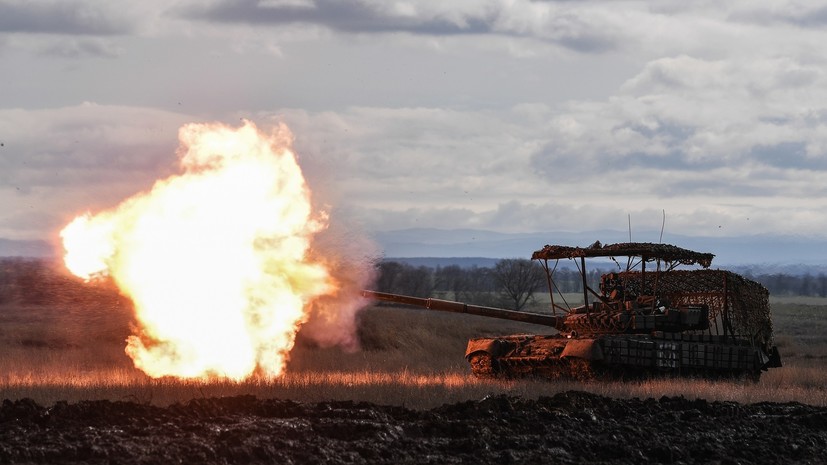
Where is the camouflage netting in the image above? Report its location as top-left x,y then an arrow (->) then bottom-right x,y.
616,269 -> 773,352
533,242 -> 715,268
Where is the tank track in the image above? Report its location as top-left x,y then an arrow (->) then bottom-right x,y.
469,354 -> 595,380
469,355 -> 762,382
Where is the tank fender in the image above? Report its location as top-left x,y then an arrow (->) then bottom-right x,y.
560,338 -> 604,361
465,338 -> 515,360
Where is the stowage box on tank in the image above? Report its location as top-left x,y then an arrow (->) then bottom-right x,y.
363,241 -> 782,380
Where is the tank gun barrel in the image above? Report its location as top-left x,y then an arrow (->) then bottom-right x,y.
362,290 -> 564,329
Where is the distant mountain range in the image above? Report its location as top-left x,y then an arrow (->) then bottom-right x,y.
374,228 -> 827,274
4,228 -> 827,274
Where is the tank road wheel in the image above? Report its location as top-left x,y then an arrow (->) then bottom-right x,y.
566,358 -> 595,381
469,353 -> 499,378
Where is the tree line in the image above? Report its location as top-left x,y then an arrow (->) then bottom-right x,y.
375,259 -> 549,310
745,271 -> 827,297
374,259 -> 600,311
1,258 -> 826,311
0,258 -> 125,307
373,260 -> 827,307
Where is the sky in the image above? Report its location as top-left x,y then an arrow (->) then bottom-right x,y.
2,0 -> 827,247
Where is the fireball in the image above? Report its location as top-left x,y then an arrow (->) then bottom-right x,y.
60,120 -> 336,380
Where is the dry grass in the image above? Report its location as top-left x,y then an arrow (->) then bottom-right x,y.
1,294 -> 826,409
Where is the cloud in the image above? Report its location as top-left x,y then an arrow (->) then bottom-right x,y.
5,0 -> 827,241
0,0 -> 133,35
181,0 -> 624,53
531,54 -> 827,179
0,103 -> 191,239
38,37 -> 121,58
750,142 -> 827,170
256,72 -> 827,236
0,104 -> 187,187
2,0 -> 818,60
726,2 -> 827,29
3,35 -> 826,239
3,97 -> 827,242
184,0 -> 495,34
268,106 -> 546,210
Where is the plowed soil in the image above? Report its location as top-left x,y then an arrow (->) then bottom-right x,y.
2,391 -> 826,464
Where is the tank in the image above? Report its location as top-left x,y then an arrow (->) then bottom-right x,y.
363,241 -> 783,380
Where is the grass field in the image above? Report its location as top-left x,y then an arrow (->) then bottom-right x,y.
1,287 -> 826,409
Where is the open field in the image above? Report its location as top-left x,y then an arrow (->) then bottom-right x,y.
2,272 -> 827,463
1,290 -> 826,409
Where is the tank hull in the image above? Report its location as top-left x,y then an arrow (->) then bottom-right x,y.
466,333 -> 780,380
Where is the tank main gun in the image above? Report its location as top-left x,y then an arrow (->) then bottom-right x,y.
361,290 -> 566,330
362,289 -> 710,336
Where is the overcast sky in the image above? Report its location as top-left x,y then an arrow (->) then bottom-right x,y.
2,0 -> 827,246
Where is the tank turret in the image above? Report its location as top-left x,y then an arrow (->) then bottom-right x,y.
363,241 -> 782,380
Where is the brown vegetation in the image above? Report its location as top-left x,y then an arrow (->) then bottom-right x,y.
0,258 -> 826,409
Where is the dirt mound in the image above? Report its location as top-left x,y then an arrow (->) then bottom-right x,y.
1,392 -> 826,464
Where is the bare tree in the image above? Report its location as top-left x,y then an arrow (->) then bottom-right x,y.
396,265 -> 435,297
461,266 -> 498,306
491,258 -> 546,311
433,265 -> 458,295
374,261 -> 435,297
375,261 -> 404,293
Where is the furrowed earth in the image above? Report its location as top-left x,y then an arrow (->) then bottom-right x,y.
2,392 -> 826,464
